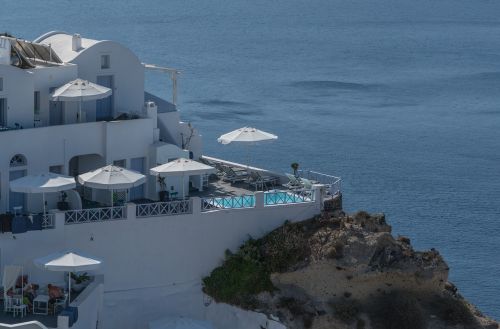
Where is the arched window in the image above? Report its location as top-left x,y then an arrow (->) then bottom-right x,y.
10,154 -> 27,167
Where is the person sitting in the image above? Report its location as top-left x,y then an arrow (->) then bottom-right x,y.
48,284 -> 64,302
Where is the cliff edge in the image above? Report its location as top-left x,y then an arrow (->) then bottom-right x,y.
202,211 -> 498,329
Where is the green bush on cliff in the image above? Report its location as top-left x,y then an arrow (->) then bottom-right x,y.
202,221 -> 309,309
202,239 -> 273,309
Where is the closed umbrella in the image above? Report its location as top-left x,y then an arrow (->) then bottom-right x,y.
34,251 -> 101,303
217,127 -> 278,172
150,158 -> 215,198
10,173 -> 76,216
52,78 -> 112,122
78,165 -> 146,206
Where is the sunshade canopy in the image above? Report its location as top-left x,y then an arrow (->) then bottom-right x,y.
149,317 -> 214,329
150,158 -> 216,177
34,251 -> 101,272
52,78 -> 112,102
78,165 -> 146,190
2,265 -> 23,294
217,127 -> 278,145
10,173 -> 76,193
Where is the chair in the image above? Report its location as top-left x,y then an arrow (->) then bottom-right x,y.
221,165 -> 248,183
53,293 -> 68,314
249,172 -> 278,191
284,173 -> 302,189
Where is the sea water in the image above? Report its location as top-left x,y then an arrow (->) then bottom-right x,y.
2,0 -> 499,319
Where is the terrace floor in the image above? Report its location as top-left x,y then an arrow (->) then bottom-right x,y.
0,306 -> 57,328
189,175 -> 288,199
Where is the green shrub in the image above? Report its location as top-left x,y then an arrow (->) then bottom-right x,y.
202,240 -> 273,309
430,295 -> 476,326
329,299 -> 360,323
369,291 -> 427,329
356,318 -> 366,329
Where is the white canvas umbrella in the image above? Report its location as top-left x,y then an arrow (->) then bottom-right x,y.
150,158 -> 215,198
78,165 -> 146,206
10,173 -> 76,216
217,127 -> 278,172
52,78 -> 112,122
34,251 -> 101,303
149,316 -> 214,329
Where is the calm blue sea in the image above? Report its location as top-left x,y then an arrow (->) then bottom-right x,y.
2,0 -> 499,319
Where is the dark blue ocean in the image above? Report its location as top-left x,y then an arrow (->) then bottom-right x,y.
2,0 -> 499,319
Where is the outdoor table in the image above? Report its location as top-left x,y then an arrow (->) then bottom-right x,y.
33,294 -> 50,315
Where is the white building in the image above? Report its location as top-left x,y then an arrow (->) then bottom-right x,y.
0,32 -> 341,329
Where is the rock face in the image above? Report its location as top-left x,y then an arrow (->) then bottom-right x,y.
203,211 -> 499,329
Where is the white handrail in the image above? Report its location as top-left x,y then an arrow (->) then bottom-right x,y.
136,200 -> 192,218
65,206 -> 127,224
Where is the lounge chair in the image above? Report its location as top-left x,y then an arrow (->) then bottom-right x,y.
249,172 -> 279,191
284,173 -> 302,189
221,165 -> 248,183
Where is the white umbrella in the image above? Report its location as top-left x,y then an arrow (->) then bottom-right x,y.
149,316 -> 214,329
52,78 -> 112,122
10,173 -> 76,216
78,165 -> 146,206
34,251 -> 101,303
217,127 -> 278,172
150,158 -> 215,198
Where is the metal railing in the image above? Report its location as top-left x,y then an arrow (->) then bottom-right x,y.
65,206 -> 127,224
201,195 -> 255,212
297,170 -> 342,195
264,190 -> 315,206
136,200 -> 192,218
41,213 -> 55,229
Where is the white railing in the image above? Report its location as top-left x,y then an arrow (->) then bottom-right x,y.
65,206 -> 127,224
41,213 -> 55,229
264,190 -> 315,206
298,170 -> 341,195
201,195 -> 255,212
136,200 -> 192,218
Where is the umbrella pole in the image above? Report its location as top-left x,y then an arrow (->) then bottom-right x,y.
78,101 -> 82,123
68,272 -> 71,304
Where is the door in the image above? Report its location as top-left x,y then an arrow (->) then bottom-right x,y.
49,100 -> 64,125
9,170 -> 26,212
129,157 -> 145,201
0,98 -> 6,126
96,75 -> 113,121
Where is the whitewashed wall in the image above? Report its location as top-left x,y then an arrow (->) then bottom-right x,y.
0,198 -> 321,329
0,64 -> 34,128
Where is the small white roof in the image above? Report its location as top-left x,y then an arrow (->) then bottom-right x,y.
37,32 -> 99,62
52,78 -> 112,102
150,158 -> 216,177
34,251 -> 101,272
217,127 -> 278,145
10,173 -> 76,193
78,165 -> 146,190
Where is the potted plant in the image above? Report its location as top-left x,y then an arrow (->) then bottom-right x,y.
70,272 -> 91,293
291,162 -> 300,177
158,176 -> 168,201
57,191 -> 69,210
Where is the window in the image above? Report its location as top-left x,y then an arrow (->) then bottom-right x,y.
34,91 -> 40,115
10,154 -> 27,167
0,77 -> 3,91
101,55 -> 110,69
49,165 -> 63,174
113,159 -> 126,167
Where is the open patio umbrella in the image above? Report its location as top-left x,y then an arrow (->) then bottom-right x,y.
217,127 -> 278,172
150,158 -> 215,198
10,173 -> 76,216
52,78 -> 112,122
34,251 -> 101,303
78,165 -> 146,206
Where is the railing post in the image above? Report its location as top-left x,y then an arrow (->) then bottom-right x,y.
313,184 -> 323,207
255,192 -> 264,209
126,203 -> 136,220
55,211 -> 66,227
191,197 -> 201,215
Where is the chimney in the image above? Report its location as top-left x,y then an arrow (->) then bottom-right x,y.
72,34 -> 82,51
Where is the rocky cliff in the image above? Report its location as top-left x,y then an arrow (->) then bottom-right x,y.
202,210 -> 498,329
